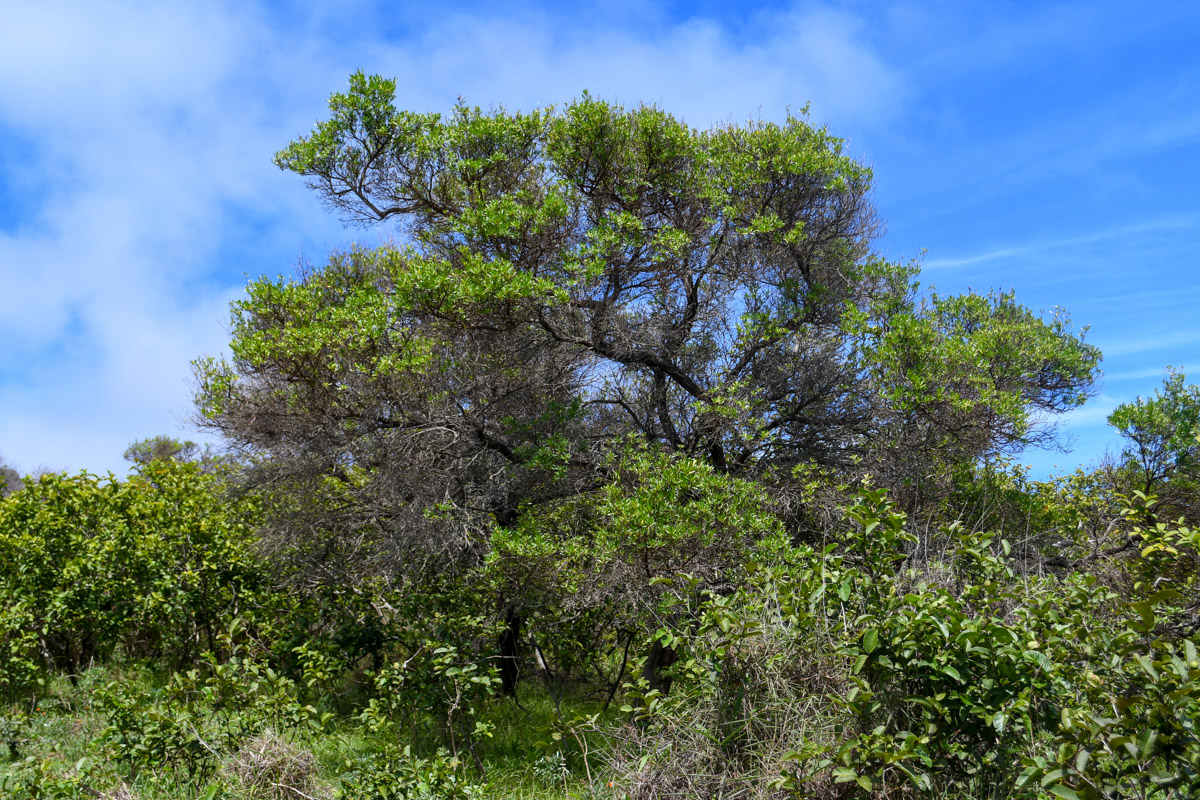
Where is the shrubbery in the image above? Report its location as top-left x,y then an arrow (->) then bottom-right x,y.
2,441 -> 1199,798
0,460 -> 263,679
599,485 -> 1200,799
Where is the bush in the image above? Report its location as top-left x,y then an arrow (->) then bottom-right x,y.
602,486 -> 1200,798
337,746 -> 486,800
0,461 -> 265,678
97,630 -> 314,783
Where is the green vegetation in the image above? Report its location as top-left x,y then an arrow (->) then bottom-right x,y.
3,78 -> 1196,798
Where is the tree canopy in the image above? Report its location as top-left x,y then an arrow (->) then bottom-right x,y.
194,72 -> 1100,581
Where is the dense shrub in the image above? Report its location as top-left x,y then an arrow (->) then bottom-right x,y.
603,487 -> 1200,798
2,446 -> 1198,799
0,460 -> 264,678
97,630 -> 315,783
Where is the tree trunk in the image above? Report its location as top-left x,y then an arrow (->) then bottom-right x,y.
640,637 -> 678,696
498,608 -> 522,696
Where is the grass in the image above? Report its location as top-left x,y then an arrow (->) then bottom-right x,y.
1,660 -> 621,799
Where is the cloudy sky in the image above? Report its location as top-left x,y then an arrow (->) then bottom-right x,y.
1,0 -> 1198,477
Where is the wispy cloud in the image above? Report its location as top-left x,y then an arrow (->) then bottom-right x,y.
923,216 -> 1196,270
1103,367 -> 1181,383
1098,329 -> 1200,358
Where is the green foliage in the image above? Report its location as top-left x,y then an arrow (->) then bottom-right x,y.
337,746 -> 487,800
359,638 -> 499,758
0,606 -> 41,760
592,443 -> 788,568
1018,634 -> 1200,799
1109,371 -> 1200,513
611,561 -> 828,797
0,604 -> 41,708
596,484 -> 1200,798
2,468 -> 1197,798
853,289 -> 1100,499
486,443 -> 790,714
348,656 -> 494,797
0,460 -> 263,675
0,755 -> 97,800
0,471 -> 142,673
490,442 -> 787,600
942,458 -> 1107,560
124,435 -> 208,466
97,628 -> 314,783
1128,506 -> 1200,599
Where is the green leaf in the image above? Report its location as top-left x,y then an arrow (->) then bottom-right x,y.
1014,765 -> 1041,789
1137,655 -> 1159,680
1041,768 -> 1067,788
1025,650 -> 1053,671
1131,600 -> 1156,630
1049,785 -> 1084,800
862,628 -> 880,654
832,767 -> 859,784
1137,729 -> 1159,757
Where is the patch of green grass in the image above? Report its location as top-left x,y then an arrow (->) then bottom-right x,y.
3,661 -> 625,800
474,686 -> 611,799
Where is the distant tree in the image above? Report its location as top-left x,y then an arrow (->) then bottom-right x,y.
1108,370 -> 1200,519
0,455 -> 21,497
124,436 -> 201,465
124,436 -> 225,473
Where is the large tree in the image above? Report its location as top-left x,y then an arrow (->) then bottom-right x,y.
195,73 -> 1099,586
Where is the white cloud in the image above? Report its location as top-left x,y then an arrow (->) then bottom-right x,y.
0,1 -> 344,473
367,4 -> 905,129
0,1 -> 910,474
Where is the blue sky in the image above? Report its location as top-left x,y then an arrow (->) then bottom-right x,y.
1,0 -> 1198,476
